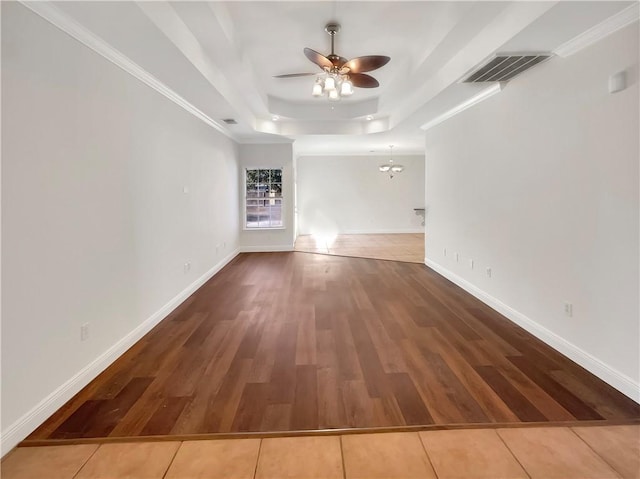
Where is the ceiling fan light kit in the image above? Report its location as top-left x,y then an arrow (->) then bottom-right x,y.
275,22 -> 390,101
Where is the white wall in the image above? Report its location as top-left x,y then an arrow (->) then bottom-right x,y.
239,143 -> 295,251
1,2 -> 240,453
424,23 -> 639,400
297,155 -> 425,235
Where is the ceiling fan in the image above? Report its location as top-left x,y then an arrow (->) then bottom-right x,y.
274,23 -> 390,99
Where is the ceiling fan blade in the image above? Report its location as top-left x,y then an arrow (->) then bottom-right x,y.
349,73 -> 379,88
304,48 -> 333,70
341,55 -> 390,73
273,73 -> 318,78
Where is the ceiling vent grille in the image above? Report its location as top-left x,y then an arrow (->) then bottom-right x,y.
222,118 -> 238,125
462,53 -> 552,83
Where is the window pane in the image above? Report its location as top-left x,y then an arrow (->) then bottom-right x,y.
271,169 -> 282,183
270,204 -> 283,227
246,199 -> 259,207
246,205 -> 260,227
246,169 -> 258,183
258,169 -> 270,183
271,183 -> 282,196
246,182 -> 257,195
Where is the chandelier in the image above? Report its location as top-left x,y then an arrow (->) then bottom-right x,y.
379,145 -> 404,178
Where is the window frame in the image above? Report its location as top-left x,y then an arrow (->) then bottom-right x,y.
243,167 -> 285,230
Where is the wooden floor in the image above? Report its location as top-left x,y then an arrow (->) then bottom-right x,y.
27,252 -> 639,443
7,425 -> 640,478
294,233 -> 425,263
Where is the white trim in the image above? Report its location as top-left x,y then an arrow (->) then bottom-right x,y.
297,229 -> 424,236
239,244 -> 294,253
424,258 -> 640,403
0,248 -> 240,456
243,227 -> 287,231
18,1 -> 235,141
420,83 -> 503,131
297,150 -> 426,158
554,3 -> 639,58
342,228 -> 425,235
236,137 -> 295,145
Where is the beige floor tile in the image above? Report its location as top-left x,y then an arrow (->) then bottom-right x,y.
342,432 -> 436,479
256,436 -> 343,479
164,439 -> 260,479
498,427 -> 622,479
1,444 -> 98,479
573,425 -> 640,479
75,441 -> 180,479
419,429 -> 528,479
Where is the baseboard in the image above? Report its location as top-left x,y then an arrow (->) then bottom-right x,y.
297,229 -> 424,236
344,229 -> 425,234
0,248 -> 240,457
240,244 -> 294,253
425,258 -> 640,403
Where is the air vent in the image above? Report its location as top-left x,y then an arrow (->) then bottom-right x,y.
462,53 -> 552,83
222,118 -> 238,125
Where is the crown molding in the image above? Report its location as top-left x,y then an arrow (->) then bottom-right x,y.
235,136 -> 295,145
554,3 -> 639,58
296,150 -> 425,158
420,83 -> 503,132
19,1 -> 236,141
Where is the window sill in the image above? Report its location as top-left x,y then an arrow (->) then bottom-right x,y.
243,227 -> 287,231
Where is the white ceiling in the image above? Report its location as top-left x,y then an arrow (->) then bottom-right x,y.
51,1 -> 634,155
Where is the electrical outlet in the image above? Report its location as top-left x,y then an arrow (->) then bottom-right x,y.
443,248 -> 447,257
455,252 -> 459,262
564,302 -> 573,317
469,259 -> 474,269
183,262 -> 191,273
80,323 -> 90,341
223,242 -> 226,249
486,267 -> 492,278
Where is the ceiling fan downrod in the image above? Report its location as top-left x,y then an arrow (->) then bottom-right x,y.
325,23 -> 340,65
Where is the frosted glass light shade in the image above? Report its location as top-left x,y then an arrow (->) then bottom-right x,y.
340,80 -> 353,96
324,76 -> 336,91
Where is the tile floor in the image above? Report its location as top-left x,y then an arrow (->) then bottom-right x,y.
294,233 -> 425,263
2,425 -> 638,478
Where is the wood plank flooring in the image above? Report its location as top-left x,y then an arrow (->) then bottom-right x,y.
294,233 -> 425,263
26,252 -> 639,442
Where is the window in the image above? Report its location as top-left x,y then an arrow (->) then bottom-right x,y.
245,168 -> 283,228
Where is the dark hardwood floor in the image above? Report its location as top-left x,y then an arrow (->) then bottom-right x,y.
27,252 -> 639,442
